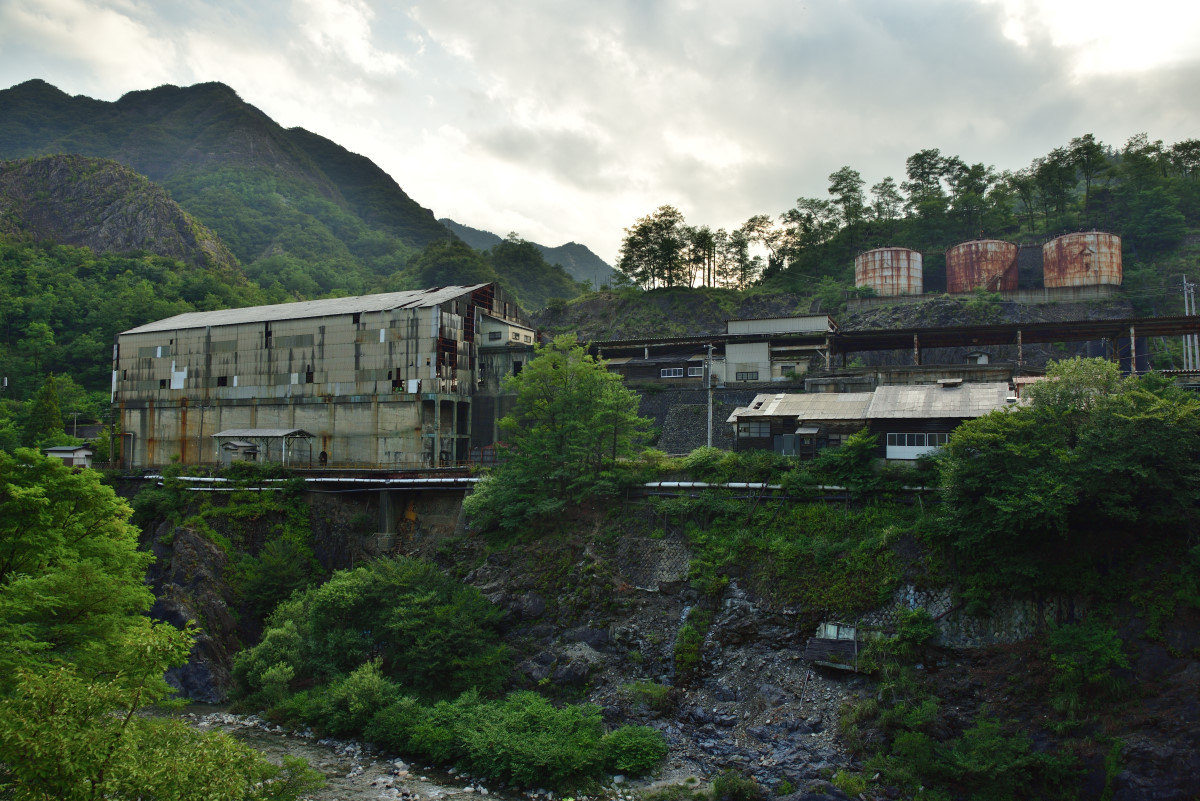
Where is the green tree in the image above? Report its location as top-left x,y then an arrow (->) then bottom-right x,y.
464,336 -> 651,532
1069,133 -> 1108,215
235,556 -> 509,700
23,371 -> 65,446
616,205 -> 688,289
412,239 -> 498,287
827,166 -> 866,229
0,449 -> 320,799
938,359 -> 1200,591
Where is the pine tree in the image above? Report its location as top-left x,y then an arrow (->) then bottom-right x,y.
24,373 -> 64,446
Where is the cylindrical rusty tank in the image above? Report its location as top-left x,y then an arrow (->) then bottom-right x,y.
946,239 -> 1018,293
854,248 -> 922,296
1042,232 -> 1122,288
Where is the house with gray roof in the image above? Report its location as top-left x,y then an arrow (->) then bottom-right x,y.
727,380 -> 1018,459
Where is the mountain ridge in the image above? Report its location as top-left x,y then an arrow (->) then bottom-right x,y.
439,217 -> 614,286
0,79 -> 451,295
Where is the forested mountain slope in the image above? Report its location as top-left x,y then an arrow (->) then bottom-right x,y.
440,217 -> 615,285
0,79 -> 451,296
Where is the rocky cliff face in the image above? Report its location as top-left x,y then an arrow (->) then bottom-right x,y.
0,154 -> 240,270
135,483 -> 1198,800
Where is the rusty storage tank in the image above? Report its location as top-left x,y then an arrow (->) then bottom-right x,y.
854,248 -> 923,296
1042,232 -> 1122,288
946,239 -> 1018,293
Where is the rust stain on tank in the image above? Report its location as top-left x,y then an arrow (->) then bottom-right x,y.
1042,232 -> 1122,288
946,240 -> 1018,293
855,248 -> 923,296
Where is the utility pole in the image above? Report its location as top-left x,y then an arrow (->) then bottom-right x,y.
705,343 -> 714,448
1184,277 -> 1198,371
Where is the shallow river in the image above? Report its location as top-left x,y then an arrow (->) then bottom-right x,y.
184,710 -> 635,801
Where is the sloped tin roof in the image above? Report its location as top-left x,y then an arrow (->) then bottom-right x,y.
121,285 -> 490,335
866,382 -> 1013,419
730,392 -> 875,421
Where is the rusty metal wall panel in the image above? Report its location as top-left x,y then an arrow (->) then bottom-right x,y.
946,240 -> 1019,293
1042,232 -> 1122,288
855,248 -> 923,296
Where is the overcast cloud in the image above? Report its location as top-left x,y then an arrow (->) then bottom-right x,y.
1,0 -> 1198,265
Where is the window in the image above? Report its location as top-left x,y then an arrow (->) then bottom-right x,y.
735,371 -> 759,381
511,331 -> 520,340
688,366 -> 704,377
513,361 -> 522,376
779,364 -> 796,375
489,331 -> 502,341
737,421 -> 771,438
159,378 -> 167,389
305,369 -> 315,384
216,376 -> 228,387
660,368 -> 684,378
352,312 -> 361,325
886,431 -> 950,459
524,335 -> 532,343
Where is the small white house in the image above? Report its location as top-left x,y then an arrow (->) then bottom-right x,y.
43,445 -> 94,468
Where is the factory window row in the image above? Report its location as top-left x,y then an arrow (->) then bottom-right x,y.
735,371 -> 759,381
886,432 -> 951,447
660,368 -> 684,378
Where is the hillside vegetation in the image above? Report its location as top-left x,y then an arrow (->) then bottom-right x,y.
440,217 -> 616,286
602,133 -> 1199,323
0,79 -> 446,296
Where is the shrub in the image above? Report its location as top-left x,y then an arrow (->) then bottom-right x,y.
456,692 -> 606,789
314,660 -> 402,736
363,696 -> 425,751
682,446 -> 730,482
620,680 -> 675,714
602,725 -> 668,775
710,770 -> 764,801
232,619 -> 304,703
673,624 -> 704,678
405,690 -> 482,764
831,770 -> 867,796
250,556 -> 510,698
1047,619 -> 1130,720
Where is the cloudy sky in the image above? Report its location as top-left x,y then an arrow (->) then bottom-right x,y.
2,0 -> 1199,265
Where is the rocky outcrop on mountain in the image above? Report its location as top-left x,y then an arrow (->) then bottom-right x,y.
0,154 -> 240,270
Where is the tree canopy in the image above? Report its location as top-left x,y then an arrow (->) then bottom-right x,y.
936,358 -> 1200,595
0,449 -> 320,799
463,336 -> 651,533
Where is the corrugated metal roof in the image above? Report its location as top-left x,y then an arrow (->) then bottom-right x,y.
866,382 -> 1013,419
730,392 -> 874,421
211,428 -> 314,438
121,285 -> 490,335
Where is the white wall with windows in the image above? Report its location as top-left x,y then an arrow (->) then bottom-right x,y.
885,431 -> 950,459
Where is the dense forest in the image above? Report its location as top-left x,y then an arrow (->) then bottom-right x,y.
613,133 -> 1200,316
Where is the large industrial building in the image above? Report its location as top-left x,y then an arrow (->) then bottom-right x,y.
113,283 -> 534,468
